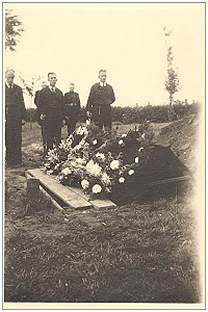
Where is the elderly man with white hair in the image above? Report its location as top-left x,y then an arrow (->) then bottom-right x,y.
5,69 -> 26,167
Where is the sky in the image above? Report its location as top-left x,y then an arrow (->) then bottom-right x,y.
4,3 -> 205,108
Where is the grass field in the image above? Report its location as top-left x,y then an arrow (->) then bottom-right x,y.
4,122 -> 200,303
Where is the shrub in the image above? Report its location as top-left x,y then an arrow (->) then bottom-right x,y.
25,101 -> 200,124
111,101 -> 200,124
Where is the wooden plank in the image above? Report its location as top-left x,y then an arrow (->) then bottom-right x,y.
90,199 -> 117,209
69,186 -> 90,201
39,185 -> 65,212
69,186 -> 117,208
28,168 -> 117,209
25,171 -> 33,179
27,168 -> 92,209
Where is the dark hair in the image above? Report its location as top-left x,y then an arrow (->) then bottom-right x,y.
98,69 -> 107,75
48,72 -> 56,78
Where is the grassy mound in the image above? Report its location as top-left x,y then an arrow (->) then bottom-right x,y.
156,114 -> 199,171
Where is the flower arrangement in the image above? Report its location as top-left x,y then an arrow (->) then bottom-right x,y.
44,123 -> 153,199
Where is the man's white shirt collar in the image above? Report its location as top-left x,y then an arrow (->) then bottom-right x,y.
49,86 -> 56,92
6,81 -> 14,88
99,82 -> 107,87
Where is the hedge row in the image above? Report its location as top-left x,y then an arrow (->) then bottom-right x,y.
26,101 -> 200,124
111,101 -> 200,123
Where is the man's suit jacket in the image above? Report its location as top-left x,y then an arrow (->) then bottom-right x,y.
34,90 -> 42,125
64,91 -> 81,120
5,83 -> 26,124
86,82 -> 115,118
38,86 -> 64,125
34,90 -> 40,108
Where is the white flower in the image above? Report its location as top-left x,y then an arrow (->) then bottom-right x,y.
118,139 -> 124,145
67,134 -> 73,140
83,127 -> 88,136
128,169 -> 135,176
59,139 -> 72,151
110,160 -> 120,170
70,160 -> 77,167
92,139 -> 98,145
121,133 -> 127,138
79,138 -> 86,146
106,187 -> 111,193
76,126 -> 83,135
118,177 -> 125,183
58,174 -> 64,180
86,119 -> 91,126
76,126 -> 88,136
62,167 -> 72,175
76,157 -> 86,165
92,184 -> 102,194
73,139 -> 86,152
101,172 -> 111,186
141,133 -> 145,139
86,159 -> 94,169
86,160 -> 102,176
135,157 -> 139,163
138,147 -> 144,152
95,153 -> 105,160
81,179 -> 90,190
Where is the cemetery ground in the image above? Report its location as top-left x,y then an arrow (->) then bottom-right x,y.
4,117 -> 200,303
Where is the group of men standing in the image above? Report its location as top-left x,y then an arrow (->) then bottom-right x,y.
5,69 -> 116,167
34,79 -> 81,154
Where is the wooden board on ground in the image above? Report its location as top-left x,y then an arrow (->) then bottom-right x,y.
90,199 -> 117,209
27,168 -> 92,210
27,168 -> 117,210
69,186 -> 117,209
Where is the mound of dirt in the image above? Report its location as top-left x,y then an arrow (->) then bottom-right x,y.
156,114 -> 199,172
110,144 -> 189,204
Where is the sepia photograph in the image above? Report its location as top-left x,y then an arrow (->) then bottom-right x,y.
3,1 -> 205,309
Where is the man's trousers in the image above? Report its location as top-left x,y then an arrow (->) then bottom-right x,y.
5,121 -> 22,166
45,121 -> 62,151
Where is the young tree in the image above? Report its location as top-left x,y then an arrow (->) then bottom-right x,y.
5,9 -> 24,51
165,46 -> 180,106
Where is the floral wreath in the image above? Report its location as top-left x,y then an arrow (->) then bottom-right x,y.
44,123 -> 153,199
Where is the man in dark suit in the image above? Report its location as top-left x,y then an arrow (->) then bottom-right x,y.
34,81 -> 47,154
5,69 -> 26,167
86,69 -> 115,130
64,83 -> 81,136
38,72 -> 64,151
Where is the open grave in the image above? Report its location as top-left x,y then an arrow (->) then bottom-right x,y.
25,123 -> 191,215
